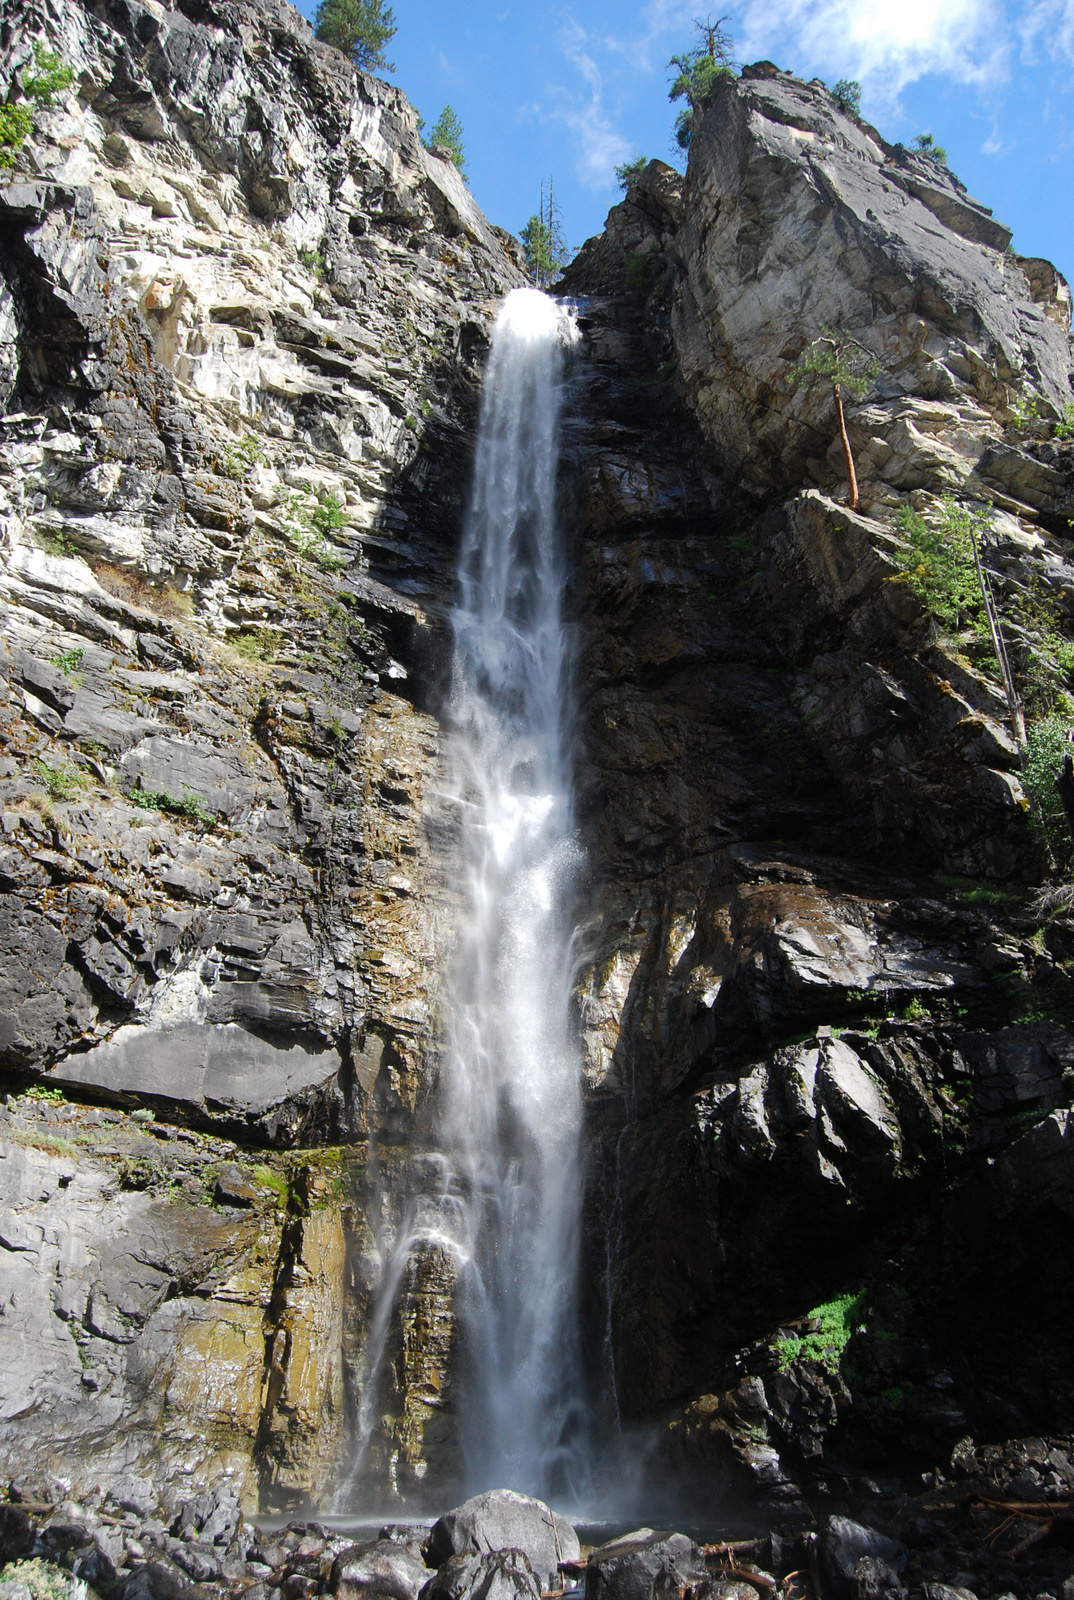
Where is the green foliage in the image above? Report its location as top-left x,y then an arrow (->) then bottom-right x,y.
1009,390 -> 1044,428
901,997 -> 929,1022
832,78 -> 862,116
298,247 -> 326,279
129,783 -> 214,821
424,105 -> 466,176
668,16 -> 735,150
890,499 -> 988,639
282,486 -> 351,571
776,1288 -> 866,1371
625,250 -> 657,296
0,42 -> 74,168
50,647 -> 83,675
520,214 -> 570,282
1055,402 -> 1074,441
220,432 -> 265,480
913,131 -> 947,166
231,627 -> 279,662
37,528 -> 73,557
24,43 -> 76,105
615,155 -> 649,190
21,1083 -> 65,1103
786,329 -> 879,401
1023,714 -> 1074,871
32,758 -> 90,801
2,1560 -> 72,1600
313,0 -> 396,71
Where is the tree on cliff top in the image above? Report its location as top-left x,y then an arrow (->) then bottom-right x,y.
786,330 -> 879,512
668,15 -> 735,151
314,0 -> 396,72
424,106 -> 467,178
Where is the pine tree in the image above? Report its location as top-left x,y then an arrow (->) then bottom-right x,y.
314,0 -> 396,73
426,106 -> 466,178
668,15 -> 735,151
786,330 -> 879,512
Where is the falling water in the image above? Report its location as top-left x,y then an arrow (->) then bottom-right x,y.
443,286 -> 587,1500
341,287 -> 588,1510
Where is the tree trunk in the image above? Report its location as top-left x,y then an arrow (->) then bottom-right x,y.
833,382 -> 859,511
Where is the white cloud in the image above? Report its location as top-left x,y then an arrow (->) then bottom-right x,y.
550,19 -> 632,188
604,0 -> 697,71
736,0 -> 1010,103
1019,0 -> 1074,61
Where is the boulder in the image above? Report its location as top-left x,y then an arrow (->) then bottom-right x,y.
584,1531 -> 706,1600
419,1551 -> 541,1600
426,1492 -> 579,1590
820,1518 -> 907,1598
331,1539 -> 430,1600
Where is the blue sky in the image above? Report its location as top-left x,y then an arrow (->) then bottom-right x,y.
296,0 -> 1074,282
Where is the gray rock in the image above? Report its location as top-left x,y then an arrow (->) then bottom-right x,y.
330,1539 -> 434,1600
0,1506 -> 35,1564
47,1020 -> 342,1139
419,1551 -> 540,1600
821,1518 -> 907,1596
584,1531 -> 706,1600
426,1492 -> 579,1590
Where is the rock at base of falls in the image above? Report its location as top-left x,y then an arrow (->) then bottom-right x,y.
331,1538 -> 430,1600
419,1550 -> 541,1600
583,1531 -> 706,1600
425,1491 -> 580,1591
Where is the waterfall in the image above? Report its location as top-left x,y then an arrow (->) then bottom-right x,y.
340,287 -> 588,1510
442,286 -> 586,1500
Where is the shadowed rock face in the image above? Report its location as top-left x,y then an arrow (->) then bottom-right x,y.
561,72 -> 1074,1526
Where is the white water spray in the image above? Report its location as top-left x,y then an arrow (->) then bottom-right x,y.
442,287 -> 587,1500
341,287 -> 587,1509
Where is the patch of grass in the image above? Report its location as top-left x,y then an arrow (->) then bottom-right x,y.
1055,402 -> 1074,442
254,1163 -> 289,1200
93,564 -> 194,619
230,627 -> 279,663
128,783 -> 214,821
1009,390 -> 1044,428
776,1287 -> 867,1371
901,996 -> 929,1022
32,758 -> 91,801
21,1083 -> 65,1103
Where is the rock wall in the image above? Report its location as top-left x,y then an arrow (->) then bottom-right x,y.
0,0 -> 521,1506
562,70 -> 1074,1523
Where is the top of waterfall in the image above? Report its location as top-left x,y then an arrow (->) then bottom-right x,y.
497,287 -> 579,347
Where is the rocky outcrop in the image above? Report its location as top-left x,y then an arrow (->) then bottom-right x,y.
0,0 -> 522,1504
562,67 -> 1074,1536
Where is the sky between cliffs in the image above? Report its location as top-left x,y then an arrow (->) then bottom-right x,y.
296,0 -> 1073,282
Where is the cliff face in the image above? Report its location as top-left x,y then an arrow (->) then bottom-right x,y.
562,70 -> 1074,1536
3,0 -> 1074,1551
0,0 -> 520,1508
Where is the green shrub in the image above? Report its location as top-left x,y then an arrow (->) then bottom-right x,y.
283,486 -> 350,571
615,155 -> 649,190
913,131 -> 947,166
0,43 -> 74,168
32,758 -> 90,801
298,247 -> 326,278
1053,401 -> 1074,442
129,783 -> 213,821
50,647 -> 83,675
625,250 -> 657,296
891,499 -> 990,640
776,1288 -> 866,1371
219,433 -> 265,480
2,1559 -> 72,1600
1023,714 -> 1074,871
1010,390 -> 1044,428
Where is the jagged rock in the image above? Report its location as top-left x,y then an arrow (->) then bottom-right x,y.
820,1518 -> 907,1597
418,1551 -> 541,1600
426,1492 -> 579,1589
583,1530 -> 706,1600
331,1539 -> 430,1600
